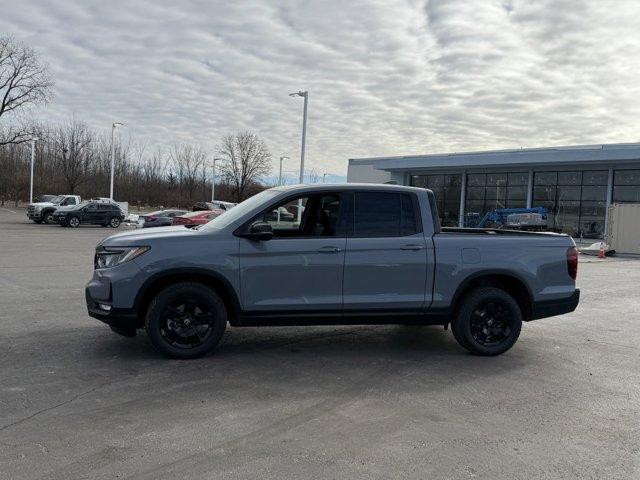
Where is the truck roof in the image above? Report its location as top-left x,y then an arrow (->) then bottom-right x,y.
272,183 -> 426,194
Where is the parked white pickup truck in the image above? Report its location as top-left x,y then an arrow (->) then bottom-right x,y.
27,195 -> 81,224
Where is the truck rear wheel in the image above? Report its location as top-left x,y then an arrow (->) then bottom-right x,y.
145,282 -> 227,359
451,287 -> 522,356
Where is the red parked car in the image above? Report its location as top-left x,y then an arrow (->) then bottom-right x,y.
172,209 -> 224,227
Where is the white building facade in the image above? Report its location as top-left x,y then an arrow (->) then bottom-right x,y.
348,143 -> 640,238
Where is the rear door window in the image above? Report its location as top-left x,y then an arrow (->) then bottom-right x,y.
353,192 -> 420,237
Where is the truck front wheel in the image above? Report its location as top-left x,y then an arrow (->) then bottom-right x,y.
145,282 -> 227,359
43,211 -> 54,224
451,287 -> 522,356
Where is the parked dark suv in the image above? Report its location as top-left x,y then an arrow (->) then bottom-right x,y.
54,201 -> 125,228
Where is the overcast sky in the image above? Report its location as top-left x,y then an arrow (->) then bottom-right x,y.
2,0 -> 640,177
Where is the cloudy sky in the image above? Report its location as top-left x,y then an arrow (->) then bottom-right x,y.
2,0 -> 640,177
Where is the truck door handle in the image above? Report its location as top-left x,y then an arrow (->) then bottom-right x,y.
401,244 -> 424,251
317,246 -> 341,253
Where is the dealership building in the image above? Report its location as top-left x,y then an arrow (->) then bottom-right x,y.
347,143 -> 640,238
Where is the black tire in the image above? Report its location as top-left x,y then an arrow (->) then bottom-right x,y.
33,219 -> 42,224
451,287 -> 522,356
67,216 -> 81,228
109,216 -> 121,228
145,282 -> 227,359
43,211 -> 54,224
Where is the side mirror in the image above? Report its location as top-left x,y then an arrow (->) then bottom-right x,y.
244,222 -> 274,241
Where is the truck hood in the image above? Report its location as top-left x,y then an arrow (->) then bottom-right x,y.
100,225 -> 198,246
29,202 -> 57,208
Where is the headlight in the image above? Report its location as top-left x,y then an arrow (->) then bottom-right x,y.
35,205 -> 43,211
95,246 -> 150,269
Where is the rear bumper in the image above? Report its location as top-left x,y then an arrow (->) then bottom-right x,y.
530,289 -> 580,320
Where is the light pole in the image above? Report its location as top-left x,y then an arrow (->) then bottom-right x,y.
29,136 -> 38,204
279,156 -> 289,186
109,122 -> 124,200
289,91 -> 308,185
212,157 -> 223,202
323,173 -> 328,184
290,91 -> 308,224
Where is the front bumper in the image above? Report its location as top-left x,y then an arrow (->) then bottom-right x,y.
85,287 -> 140,329
530,289 -> 580,320
27,211 -> 42,220
85,261 -> 145,330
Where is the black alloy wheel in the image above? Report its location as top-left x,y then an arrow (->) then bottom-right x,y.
68,216 -> 80,228
109,217 -> 121,228
159,298 -> 215,349
145,282 -> 227,359
469,300 -> 513,347
451,287 -> 522,356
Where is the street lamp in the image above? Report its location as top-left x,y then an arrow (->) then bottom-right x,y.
289,91 -> 308,224
29,136 -> 38,204
279,156 -> 289,186
109,122 -> 124,200
212,157 -> 223,202
289,91 -> 308,185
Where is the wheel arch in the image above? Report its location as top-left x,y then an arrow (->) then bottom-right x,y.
134,268 -> 242,326
451,270 -> 533,321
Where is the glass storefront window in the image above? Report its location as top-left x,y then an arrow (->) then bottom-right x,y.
558,171 -> 582,185
467,174 -> 485,186
464,171 -> 529,225
508,172 -> 528,185
410,174 -> 461,227
614,169 -> 640,186
613,170 -> 640,203
533,170 -> 607,238
535,172 -> 556,185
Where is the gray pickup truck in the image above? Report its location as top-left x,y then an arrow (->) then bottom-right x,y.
86,184 -> 579,358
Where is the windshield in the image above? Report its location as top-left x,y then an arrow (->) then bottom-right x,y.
45,195 -> 64,204
75,200 -> 90,208
199,189 -> 279,231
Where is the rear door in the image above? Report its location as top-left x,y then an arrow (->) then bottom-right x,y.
238,192 -> 347,318
342,191 -> 428,319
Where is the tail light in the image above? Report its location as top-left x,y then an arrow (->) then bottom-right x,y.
566,246 -> 578,280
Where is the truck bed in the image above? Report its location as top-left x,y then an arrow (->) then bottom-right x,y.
440,227 -> 566,237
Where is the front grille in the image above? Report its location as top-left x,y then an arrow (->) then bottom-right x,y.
27,206 -> 36,214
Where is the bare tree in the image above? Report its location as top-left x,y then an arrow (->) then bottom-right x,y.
0,36 -> 53,146
216,131 -> 271,202
170,143 -> 206,206
54,120 -> 94,193
308,169 -> 321,184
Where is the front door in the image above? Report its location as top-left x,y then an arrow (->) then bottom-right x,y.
239,192 -> 346,319
82,203 -> 100,222
343,191 -> 428,320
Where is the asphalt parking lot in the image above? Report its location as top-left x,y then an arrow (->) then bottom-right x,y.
1,208 -> 639,480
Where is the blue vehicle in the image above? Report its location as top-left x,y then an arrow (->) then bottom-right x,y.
465,206 -> 548,230
86,185 -> 578,358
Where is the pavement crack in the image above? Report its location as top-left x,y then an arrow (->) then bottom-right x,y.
0,383 -> 106,434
